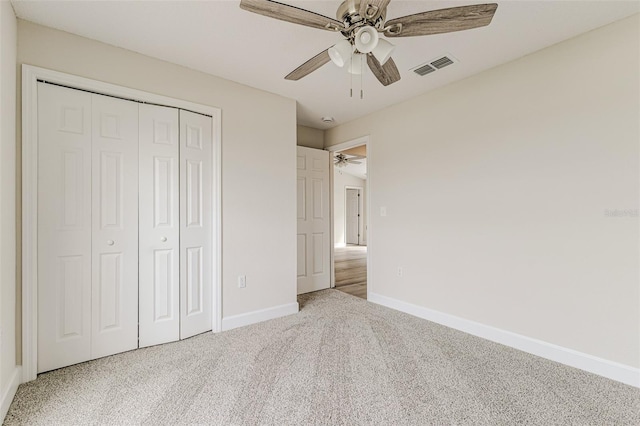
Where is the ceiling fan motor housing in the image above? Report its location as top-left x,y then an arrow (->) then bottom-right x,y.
337,0 -> 387,34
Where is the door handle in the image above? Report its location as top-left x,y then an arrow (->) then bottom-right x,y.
161,237 -> 167,242
107,240 -> 115,246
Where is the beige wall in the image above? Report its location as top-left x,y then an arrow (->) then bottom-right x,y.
0,0 -> 17,412
326,15 -> 640,368
296,125 -> 324,149
16,20 -> 297,346
333,170 -> 367,246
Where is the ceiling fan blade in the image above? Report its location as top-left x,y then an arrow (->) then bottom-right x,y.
240,0 -> 344,32
359,0 -> 391,22
384,3 -> 498,38
347,160 -> 362,164
367,55 -> 401,86
285,49 -> 331,81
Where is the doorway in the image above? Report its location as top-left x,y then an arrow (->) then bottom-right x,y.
330,140 -> 368,299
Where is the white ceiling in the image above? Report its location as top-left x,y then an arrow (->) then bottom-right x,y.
12,1 -> 639,130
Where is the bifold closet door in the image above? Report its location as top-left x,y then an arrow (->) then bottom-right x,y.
90,93 -> 139,359
139,104 -> 180,347
37,83 -> 215,371
37,84 -> 139,371
37,83 -> 93,373
180,110 -> 213,339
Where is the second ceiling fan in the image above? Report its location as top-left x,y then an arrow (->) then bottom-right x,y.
239,0 -> 498,86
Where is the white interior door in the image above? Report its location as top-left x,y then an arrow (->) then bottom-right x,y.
90,93 -> 139,359
37,83 -> 92,373
346,188 -> 360,245
139,104 -> 180,347
179,110 -> 213,339
296,146 -> 330,294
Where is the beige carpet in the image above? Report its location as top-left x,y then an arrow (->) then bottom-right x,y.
5,290 -> 640,425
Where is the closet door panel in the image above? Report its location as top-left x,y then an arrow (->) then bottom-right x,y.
180,110 -> 213,339
37,83 -> 92,373
139,104 -> 180,347
91,94 -> 139,358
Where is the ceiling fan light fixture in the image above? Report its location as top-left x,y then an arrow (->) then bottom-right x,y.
354,25 -> 379,53
334,153 -> 348,167
328,39 -> 353,67
372,38 -> 395,65
347,53 -> 365,75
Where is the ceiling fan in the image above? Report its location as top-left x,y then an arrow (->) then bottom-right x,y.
239,0 -> 498,86
335,152 -> 364,167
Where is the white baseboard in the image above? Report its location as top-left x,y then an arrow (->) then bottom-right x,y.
1,366 -> 22,422
368,292 -> 640,388
221,302 -> 299,331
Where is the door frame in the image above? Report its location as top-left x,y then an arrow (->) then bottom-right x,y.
21,65 -> 222,383
344,186 -> 363,245
327,136 -> 370,293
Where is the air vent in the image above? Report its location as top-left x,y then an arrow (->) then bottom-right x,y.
431,56 -> 454,69
411,54 -> 458,77
413,64 -> 436,76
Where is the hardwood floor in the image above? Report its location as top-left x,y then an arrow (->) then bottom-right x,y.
334,245 -> 367,299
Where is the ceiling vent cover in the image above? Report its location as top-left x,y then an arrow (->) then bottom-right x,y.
411,54 -> 458,77
431,56 -> 454,69
413,64 -> 436,76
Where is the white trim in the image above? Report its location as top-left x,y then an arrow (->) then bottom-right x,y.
327,136 -> 371,297
213,105 -> 223,334
21,65 -> 223,382
329,156 -> 336,287
1,366 -> 22,422
326,136 -> 369,153
221,302 -> 299,331
369,292 -> 640,388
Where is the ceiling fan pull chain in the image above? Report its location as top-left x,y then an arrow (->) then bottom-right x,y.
350,50 -> 354,98
360,54 -> 364,99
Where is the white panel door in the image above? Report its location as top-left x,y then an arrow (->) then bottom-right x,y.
90,93 -> 139,358
296,146 -> 330,294
179,110 -> 213,339
37,83 -> 92,373
346,188 -> 360,245
139,104 -> 180,347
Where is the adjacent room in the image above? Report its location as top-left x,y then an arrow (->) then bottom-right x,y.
0,0 -> 639,424
333,144 -> 368,299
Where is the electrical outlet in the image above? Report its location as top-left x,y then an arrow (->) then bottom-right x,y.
238,275 -> 247,288
397,267 -> 403,277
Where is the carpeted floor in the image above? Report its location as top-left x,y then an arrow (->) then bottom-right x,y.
5,290 -> 640,425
